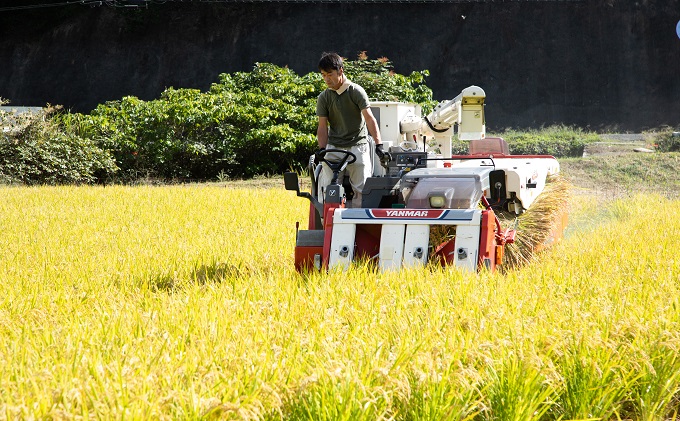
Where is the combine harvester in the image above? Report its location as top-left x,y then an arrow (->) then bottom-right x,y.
284,86 -> 568,273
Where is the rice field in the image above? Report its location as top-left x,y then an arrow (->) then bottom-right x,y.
1,184 -> 679,420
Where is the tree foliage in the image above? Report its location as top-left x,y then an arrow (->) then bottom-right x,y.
344,52 -> 435,113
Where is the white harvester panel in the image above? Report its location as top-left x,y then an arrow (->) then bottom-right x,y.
489,157 -> 560,211
370,101 -> 421,145
379,224 -> 406,271
403,225 -> 430,267
458,86 -> 486,141
328,223 -> 356,270
453,225 -> 481,272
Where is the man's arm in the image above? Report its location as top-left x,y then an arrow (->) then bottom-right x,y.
317,116 -> 329,148
361,108 -> 382,145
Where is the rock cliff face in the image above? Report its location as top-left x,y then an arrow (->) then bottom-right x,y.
1,0 -> 678,130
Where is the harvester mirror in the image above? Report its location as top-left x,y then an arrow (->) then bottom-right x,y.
284,171 -> 324,219
284,172 -> 300,193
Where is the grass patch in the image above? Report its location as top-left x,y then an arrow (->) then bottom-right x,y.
560,152 -> 680,198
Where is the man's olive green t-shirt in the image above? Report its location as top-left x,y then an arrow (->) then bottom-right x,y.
316,80 -> 370,148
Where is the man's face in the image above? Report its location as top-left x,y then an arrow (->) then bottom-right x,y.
320,68 -> 344,90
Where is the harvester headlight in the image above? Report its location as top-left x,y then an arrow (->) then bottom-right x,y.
429,195 -> 446,209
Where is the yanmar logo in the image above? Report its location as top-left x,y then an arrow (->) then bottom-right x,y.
369,209 -> 445,219
386,210 -> 428,217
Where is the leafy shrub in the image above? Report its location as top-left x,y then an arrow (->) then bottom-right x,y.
450,138 -> 469,155
62,56 -> 433,181
0,104 -> 117,185
66,64 -> 320,180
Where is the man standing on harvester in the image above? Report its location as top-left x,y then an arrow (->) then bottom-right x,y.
316,52 -> 390,207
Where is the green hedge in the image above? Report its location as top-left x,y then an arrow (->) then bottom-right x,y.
65,64 -> 322,180
62,57 -> 433,181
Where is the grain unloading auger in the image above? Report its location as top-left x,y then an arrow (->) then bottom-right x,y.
285,86 -> 567,273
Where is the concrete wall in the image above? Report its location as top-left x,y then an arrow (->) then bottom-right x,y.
1,0 -> 679,131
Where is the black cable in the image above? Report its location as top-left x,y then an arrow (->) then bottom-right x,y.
423,116 -> 450,134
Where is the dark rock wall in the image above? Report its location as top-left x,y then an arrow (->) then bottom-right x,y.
1,1 -> 679,131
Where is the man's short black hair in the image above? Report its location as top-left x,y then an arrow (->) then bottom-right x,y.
318,52 -> 343,72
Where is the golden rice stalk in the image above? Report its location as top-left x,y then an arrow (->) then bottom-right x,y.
498,175 -> 571,270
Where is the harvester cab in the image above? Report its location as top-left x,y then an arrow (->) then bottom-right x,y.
285,85 -> 566,273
